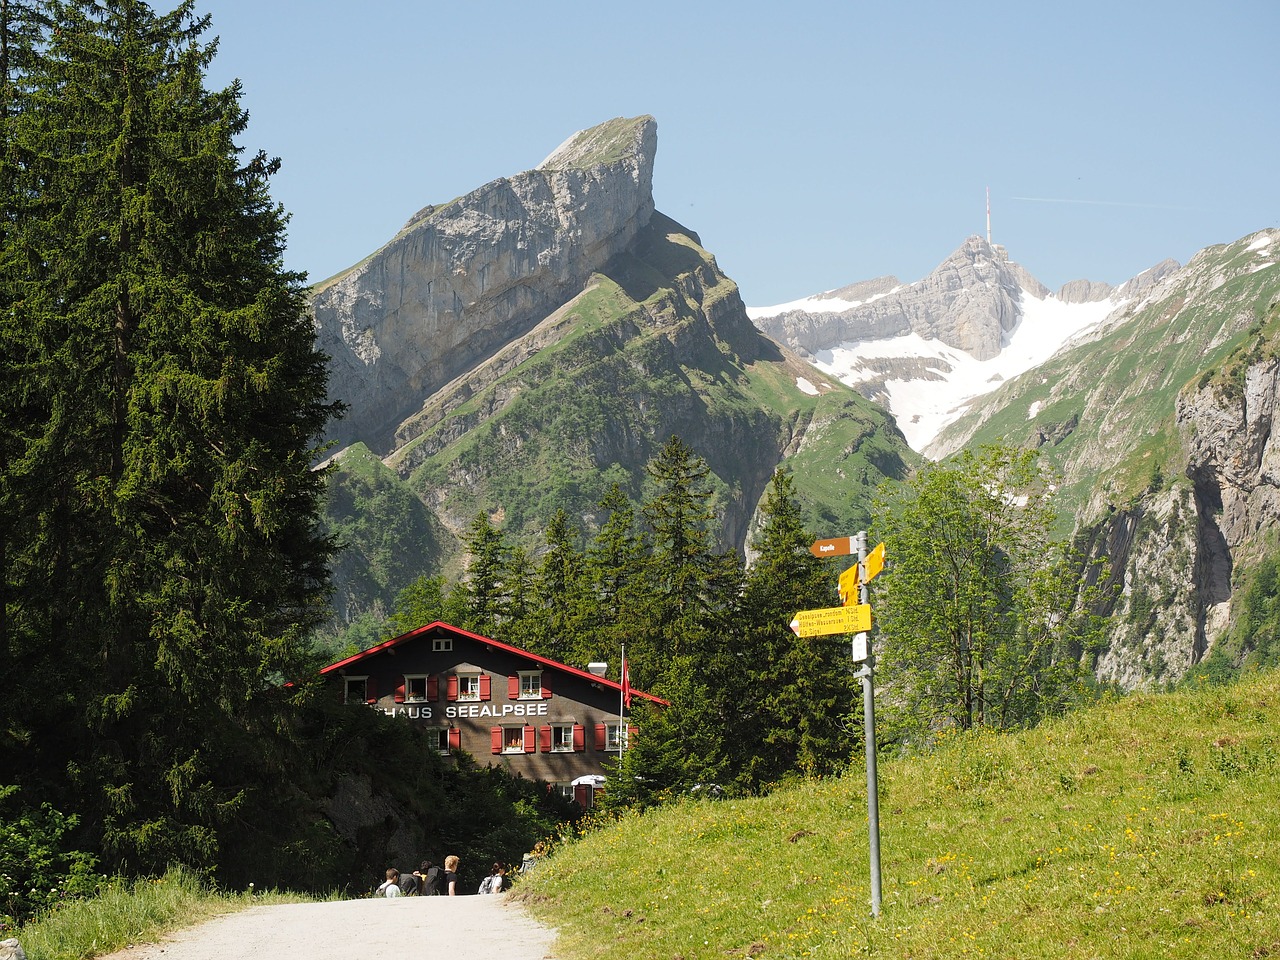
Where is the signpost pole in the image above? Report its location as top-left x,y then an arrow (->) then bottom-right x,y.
855,531 -> 883,917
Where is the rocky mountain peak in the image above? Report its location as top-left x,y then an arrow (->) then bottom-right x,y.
310,116 -> 659,454
537,115 -> 657,173
751,235 -> 1044,362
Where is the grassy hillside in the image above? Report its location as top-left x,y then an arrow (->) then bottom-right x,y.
517,671 -> 1280,959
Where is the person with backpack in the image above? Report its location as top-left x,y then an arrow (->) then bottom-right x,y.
417,860 -> 443,895
479,862 -> 506,894
398,868 -> 421,896
375,868 -> 403,898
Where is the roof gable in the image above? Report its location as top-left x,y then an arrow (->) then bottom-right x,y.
318,621 -> 666,706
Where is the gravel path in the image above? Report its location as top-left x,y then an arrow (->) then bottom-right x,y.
96,895 -> 558,960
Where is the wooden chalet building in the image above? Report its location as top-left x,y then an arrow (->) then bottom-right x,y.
319,621 -> 661,804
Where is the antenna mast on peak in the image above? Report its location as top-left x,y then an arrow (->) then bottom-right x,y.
986,186 -> 991,245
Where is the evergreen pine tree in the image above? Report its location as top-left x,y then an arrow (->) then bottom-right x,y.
642,435 -> 720,662
740,469 -> 857,786
2,0 -> 337,873
511,509 -> 593,664
584,482 -> 654,683
460,511 -> 509,637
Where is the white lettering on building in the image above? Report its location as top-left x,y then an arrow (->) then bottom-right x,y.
381,705 -> 434,719
443,702 -> 549,719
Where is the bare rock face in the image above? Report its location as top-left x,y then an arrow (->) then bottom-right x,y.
1115,258 -> 1181,301
312,116 -> 658,453
753,236 -> 1034,361
1057,278 -> 1115,304
1091,488 -> 1207,689
1099,356 -> 1280,689
1180,358 -> 1280,565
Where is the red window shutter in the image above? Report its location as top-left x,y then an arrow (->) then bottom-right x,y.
524,725 -> 536,754
447,675 -> 459,701
573,784 -> 591,808
427,675 -> 439,700
448,728 -> 461,750
627,725 -> 639,749
595,723 -> 606,751
541,677 -> 552,699
490,727 -> 502,754
572,724 -> 585,752
539,726 -> 551,753
365,678 -> 377,702
479,674 -> 492,701
394,682 -> 405,703
508,675 -> 519,699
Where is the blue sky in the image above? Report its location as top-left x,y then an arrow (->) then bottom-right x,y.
199,0 -> 1278,307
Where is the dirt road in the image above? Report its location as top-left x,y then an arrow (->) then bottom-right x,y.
98,894 -> 558,960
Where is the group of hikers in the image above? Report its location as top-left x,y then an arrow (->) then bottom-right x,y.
375,856 -> 508,897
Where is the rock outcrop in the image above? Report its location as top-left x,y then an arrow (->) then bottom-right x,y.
312,116 -> 658,453
930,229 -> 1280,688
1084,351 -> 1280,689
753,236 -> 1034,361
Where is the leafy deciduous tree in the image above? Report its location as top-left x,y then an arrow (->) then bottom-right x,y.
873,446 -> 1103,746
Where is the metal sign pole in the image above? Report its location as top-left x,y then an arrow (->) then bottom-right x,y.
855,531 -> 883,917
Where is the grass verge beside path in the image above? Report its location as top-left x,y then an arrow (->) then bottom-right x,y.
515,672 -> 1280,959
16,869 -> 311,960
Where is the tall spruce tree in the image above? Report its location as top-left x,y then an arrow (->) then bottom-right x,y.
510,509 -> 593,665
642,435 -> 720,662
739,469 -> 857,786
1,0 -> 337,873
584,482 -> 654,684
459,511 -> 509,637
0,0 -> 44,681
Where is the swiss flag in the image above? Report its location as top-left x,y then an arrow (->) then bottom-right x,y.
622,657 -> 632,709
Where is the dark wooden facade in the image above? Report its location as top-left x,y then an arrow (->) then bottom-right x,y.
320,621 -> 658,803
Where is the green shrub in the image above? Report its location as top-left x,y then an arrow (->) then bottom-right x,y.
0,786 -> 103,924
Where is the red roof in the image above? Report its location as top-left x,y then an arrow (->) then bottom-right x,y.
319,620 -> 666,706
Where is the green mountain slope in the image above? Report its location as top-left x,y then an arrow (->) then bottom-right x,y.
320,213 -> 916,623
393,214 -> 912,544
928,231 -> 1280,686
517,670 -> 1280,959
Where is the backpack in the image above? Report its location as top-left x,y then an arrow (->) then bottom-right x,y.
398,872 -> 420,896
424,865 -> 443,894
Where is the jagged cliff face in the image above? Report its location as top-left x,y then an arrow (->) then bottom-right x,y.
311,117 -> 916,623
312,117 -> 657,454
934,230 -> 1280,688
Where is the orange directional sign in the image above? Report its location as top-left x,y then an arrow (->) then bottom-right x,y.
789,604 -> 872,637
810,536 -> 855,558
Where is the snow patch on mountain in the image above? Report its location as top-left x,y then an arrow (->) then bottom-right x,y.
811,288 -> 1119,452
745,288 -> 900,320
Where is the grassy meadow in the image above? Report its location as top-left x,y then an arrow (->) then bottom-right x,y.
516,672 -> 1280,959
13,870 -> 310,960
